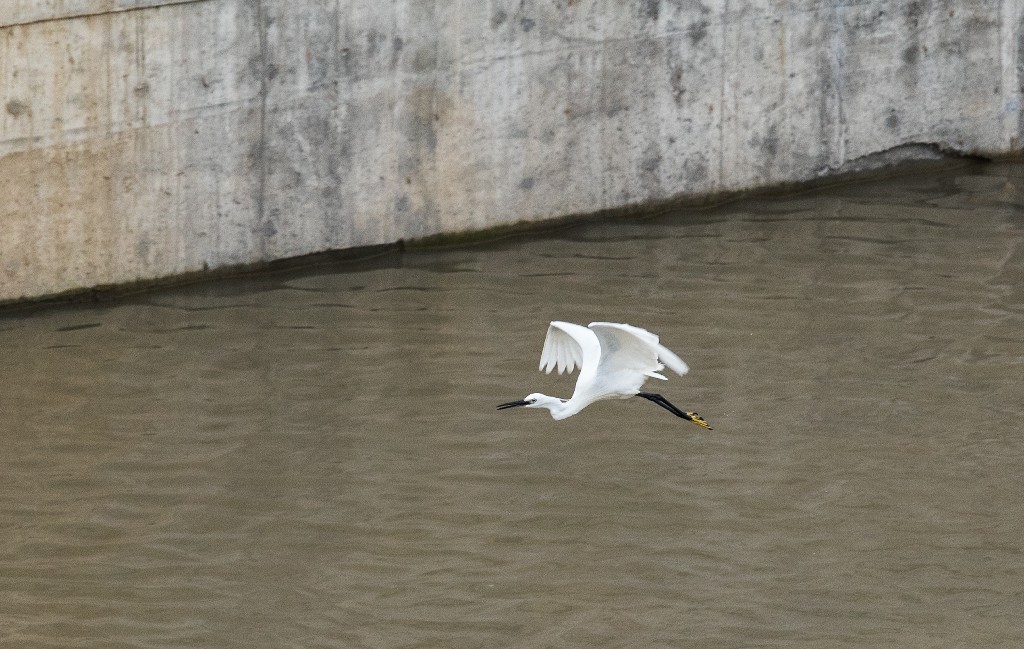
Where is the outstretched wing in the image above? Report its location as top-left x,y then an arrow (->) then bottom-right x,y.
588,322 -> 690,378
539,321 -> 601,375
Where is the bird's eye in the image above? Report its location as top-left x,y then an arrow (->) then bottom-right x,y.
529,399 -> 537,404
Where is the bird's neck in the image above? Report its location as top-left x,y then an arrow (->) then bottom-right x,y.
536,395 -> 584,420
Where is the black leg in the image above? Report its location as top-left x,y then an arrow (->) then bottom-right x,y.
636,393 -> 712,429
637,392 -> 685,417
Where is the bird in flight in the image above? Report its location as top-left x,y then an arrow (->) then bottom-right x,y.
497,321 -> 711,428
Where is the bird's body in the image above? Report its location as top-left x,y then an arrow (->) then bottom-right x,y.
497,321 -> 711,428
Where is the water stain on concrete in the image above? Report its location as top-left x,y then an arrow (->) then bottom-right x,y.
905,0 -> 925,26
760,124 -> 779,158
365,29 -> 387,59
5,99 -> 29,117
686,159 -> 708,184
391,37 -> 404,69
670,68 -> 686,105
412,47 -> 438,73
642,0 -> 660,21
640,154 -> 661,173
688,20 -> 709,44
407,86 -> 453,154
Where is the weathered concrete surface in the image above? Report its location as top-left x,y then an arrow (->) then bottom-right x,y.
2,0 -> 1024,302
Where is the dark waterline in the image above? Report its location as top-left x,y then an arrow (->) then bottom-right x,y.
1,161 -> 1023,647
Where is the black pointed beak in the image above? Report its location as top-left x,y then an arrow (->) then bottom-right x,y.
496,399 -> 530,410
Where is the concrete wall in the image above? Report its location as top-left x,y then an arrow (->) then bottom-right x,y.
2,0 -> 1023,303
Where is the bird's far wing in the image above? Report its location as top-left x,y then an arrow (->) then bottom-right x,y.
655,342 -> 689,376
539,321 -> 599,375
588,322 -> 689,376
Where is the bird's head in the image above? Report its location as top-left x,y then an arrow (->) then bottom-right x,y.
496,393 -> 563,411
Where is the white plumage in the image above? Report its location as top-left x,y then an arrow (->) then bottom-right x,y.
498,321 -> 710,428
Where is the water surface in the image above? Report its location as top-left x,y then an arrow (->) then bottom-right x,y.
2,161 -> 1023,647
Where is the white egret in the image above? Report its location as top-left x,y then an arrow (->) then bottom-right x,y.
497,321 -> 711,428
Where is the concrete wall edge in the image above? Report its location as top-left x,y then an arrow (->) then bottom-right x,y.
0,154 -> 983,312
0,0 -> 210,28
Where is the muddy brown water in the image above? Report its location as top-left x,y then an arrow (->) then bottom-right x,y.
1,161 -> 1023,647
